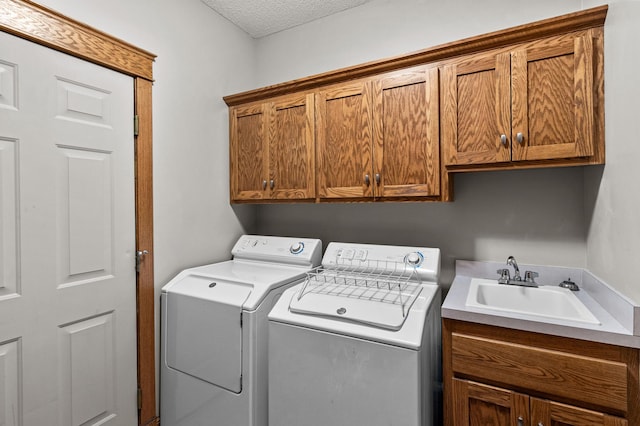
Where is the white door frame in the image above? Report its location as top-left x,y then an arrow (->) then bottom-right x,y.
0,1 -> 157,424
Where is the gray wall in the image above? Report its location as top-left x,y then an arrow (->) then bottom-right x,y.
583,0 -> 640,305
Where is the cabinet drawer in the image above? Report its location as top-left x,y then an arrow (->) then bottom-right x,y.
451,333 -> 629,414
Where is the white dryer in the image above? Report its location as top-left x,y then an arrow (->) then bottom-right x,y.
268,242 -> 442,426
160,235 -> 322,426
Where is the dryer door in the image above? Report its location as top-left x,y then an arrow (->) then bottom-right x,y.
165,274 -> 251,393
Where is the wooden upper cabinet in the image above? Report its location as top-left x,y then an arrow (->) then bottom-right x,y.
316,66 -> 440,201
442,50 -> 511,165
230,92 -> 315,202
373,66 -> 440,199
512,31 -> 596,162
230,102 -> 268,201
442,29 -> 603,167
224,7 -> 608,203
316,79 -> 374,199
269,93 -> 315,200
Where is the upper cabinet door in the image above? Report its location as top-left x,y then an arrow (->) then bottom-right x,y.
269,93 -> 316,200
316,79 -> 374,199
230,102 -> 269,201
442,50 -> 512,166
511,31 -> 595,162
373,66 -> 440,198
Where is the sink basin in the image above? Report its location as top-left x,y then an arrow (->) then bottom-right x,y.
465,279 -> 600,325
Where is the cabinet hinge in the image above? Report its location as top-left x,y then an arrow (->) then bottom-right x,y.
137,388 -> 142,410
240,313 -> 243,328
134,115 -> 139,137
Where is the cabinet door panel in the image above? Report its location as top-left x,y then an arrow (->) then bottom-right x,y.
512,32 -> 594,161
230,103 -> 268,200
442,51 -> 511,165
531,398 -> 628,426
316,80 -> 373,199
270,93 -> 315,199
453,379 -> 529,426
373,66 -> 439,198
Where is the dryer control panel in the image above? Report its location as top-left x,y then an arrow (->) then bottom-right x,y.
232,235 -> 322,267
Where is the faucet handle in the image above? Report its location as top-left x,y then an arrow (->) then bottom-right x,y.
497,268 -> 510,284
524,270 -> 539,283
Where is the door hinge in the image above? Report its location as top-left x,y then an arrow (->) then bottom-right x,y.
240,313 -> 243,328
137,388 -> 142,410
134,115 -> 139,136
136,250 -> 149,272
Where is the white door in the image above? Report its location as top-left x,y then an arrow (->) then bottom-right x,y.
0,30 -> 137,426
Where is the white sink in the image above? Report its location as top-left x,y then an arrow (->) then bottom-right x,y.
465,279 -> 600,325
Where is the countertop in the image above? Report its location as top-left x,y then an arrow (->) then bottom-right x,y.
442,260 -> 640,349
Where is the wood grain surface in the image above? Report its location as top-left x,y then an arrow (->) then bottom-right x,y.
443,320 -> 639,426
316,80 -> 373,199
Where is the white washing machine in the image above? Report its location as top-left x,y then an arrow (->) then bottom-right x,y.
160,234 -> 322,426
268,242 -> 442,426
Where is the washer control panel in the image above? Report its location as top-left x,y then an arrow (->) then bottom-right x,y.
232,235 -> 322,267
323,242 -> 440,282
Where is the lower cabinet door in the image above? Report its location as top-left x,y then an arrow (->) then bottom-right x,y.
530,398 -> 628,426
452,379 -> 529,426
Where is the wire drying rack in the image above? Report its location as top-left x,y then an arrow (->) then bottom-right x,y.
295,258 -> 423,319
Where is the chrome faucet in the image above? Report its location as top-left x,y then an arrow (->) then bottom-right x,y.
497,256 -> 538,287
506,256 -> 521,281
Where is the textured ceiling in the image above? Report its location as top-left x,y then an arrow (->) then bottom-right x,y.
201,0 -> 372,38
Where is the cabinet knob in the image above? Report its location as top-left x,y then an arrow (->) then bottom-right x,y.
262,179 -> 267,190
500,134 -> 508,146
517,417 -> 524,426
516,132 -> 524,144
270,179 -> 275,190
364,174 -> 371,186
375,173 -> 381,185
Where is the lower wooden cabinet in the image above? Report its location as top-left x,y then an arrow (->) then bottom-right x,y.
443,320 -> 639,426
453,379 -> 627,426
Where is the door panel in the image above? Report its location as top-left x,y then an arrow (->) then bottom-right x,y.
0,137 -> 18,298
531,397 -> 628,426
511,32 -> 594,161
0,31 -> 137,426
230,103 -> 268,200
316,80 -> 373,199
452,379 -> 529,426
270,93 -> 315,200
442,51 -> 511,165
373,66 -> 440,198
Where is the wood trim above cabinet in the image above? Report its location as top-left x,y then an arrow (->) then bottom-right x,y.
223,5 -> 607,107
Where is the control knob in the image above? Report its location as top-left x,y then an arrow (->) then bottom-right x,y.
405,252 -> 423,266
290,242 -> 304,254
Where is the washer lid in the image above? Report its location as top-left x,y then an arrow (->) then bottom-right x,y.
166,260 -> 309,310
165,274 -> 250,393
